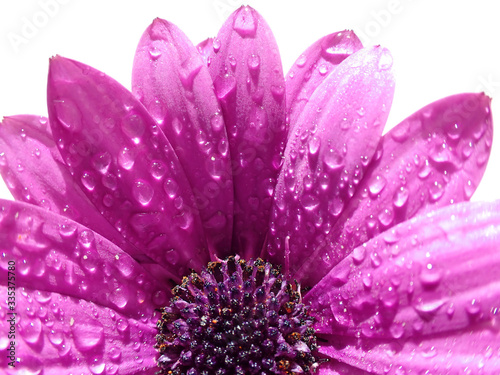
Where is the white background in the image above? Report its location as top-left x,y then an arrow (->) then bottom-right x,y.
1,0 -> 499,202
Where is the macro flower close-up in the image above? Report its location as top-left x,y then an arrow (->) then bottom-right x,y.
1,3 -> 500,375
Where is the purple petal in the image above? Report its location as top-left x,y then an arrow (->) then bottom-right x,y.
305,200 -> 500,373
196,37 -> 214,65
0,115 -> 145,260
286,30 -> 363,134
0,286 -> 157,374
47,56 -> 209,278
208,6 -> 286,258
265,46 -> 395,275
296,93 -> 493,285
0,199 -> 170,318
132,19 -> 233,256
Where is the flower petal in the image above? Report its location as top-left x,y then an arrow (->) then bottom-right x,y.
196,37 -> 214,65
297,93 -> 493,285
0,199 -> 170,318
208,6 -> 286,258
265,47 -> 395,275
306,200 -> 500,373
320,328 -> 500,374
0,286 -> 158,374
133,19 -> 233,256
47,56 -> 209,278
286,30 -> 363,134
0,115 -> 145,260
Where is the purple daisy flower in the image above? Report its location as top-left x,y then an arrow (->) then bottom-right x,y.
1,5 -> 499,374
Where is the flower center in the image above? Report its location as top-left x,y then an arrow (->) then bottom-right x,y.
155,256 -> 319,374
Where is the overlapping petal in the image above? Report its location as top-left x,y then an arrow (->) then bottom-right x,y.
0,115 -> 143,260
208,6 -> 286,258
133,19 -> 233,255
0,287 -> 158,374
0,199 -> 169,317
265,46 -> 395,275
305,200 -> 500,373
47,56 -> 209,278
296,92 -> 493,285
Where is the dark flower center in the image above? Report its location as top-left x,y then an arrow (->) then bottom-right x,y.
155,256 -> 319,375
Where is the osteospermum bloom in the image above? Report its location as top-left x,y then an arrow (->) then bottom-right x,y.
1,5 -> 499,374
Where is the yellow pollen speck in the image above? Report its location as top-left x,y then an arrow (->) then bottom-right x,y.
70,317 -> 74,326
115,254 -> 120,260
83,255 -> 88,260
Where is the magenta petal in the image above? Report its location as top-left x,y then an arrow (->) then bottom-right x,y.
286,30 -> 363,134
305,201 -> 500,373
0,199 -> 169,317
265,46 -> 395,275
0,286 -> 157,374
47,56 -> 209,278
0,115 -> 146,259
132,19 -> 233,256
208,6 -> 286,258
196,37 -> 214,65
297,93 -> 493,285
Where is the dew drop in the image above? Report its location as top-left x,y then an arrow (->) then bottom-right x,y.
324,148 -> 344,170
20,317 -> 42,344
132,180 -> 154,206
91,152 -> 111,174
163,178 -> 179,198
466,299 -> 481,318
53,99 -> 82,131
149,47 -> 162,60
301,194 -> 319,211
369,175 -> 387,196
429,180 -> 444,202
378,209 -> 393,227
296,55 -> 307,68
118,147 -> 135,170
150,160 -> 167,180
419,268 -> 442,289
378,48 -> 393,70
214,75 -> 236,101
48,329 -> 64,346
121,114 -> 145,144
72,320 -> 104,351
308,136 -> 321,155
81,171 -> 97,191
232,7 -> 257,37
393,187 -> 409,208
370,252 -> 382,268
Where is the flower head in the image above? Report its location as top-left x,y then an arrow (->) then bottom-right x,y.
1,6 -> 499,375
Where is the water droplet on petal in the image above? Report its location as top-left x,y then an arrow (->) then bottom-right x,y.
163,178 -> 179,198
232,7 -> 257,37
121,114 -> 145,144
393,187 -> 409,208
72,319 -> 104,352
118,147 -> 135,170
53,99 -> 82,131
149,47 -> 162,60
20,317 -> 42,344
378,48 -> 393,70
150,160 -> 167,180
369,175 -> 387,196
91,152 -> 111,174
214,75 -> 236,101
324,148 -> 344,170
132,180 -> 154,206
81,171 -> 97,191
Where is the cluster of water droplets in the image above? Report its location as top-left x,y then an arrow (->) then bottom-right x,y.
305,202 -> 500,374
49,59 -> 211,278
